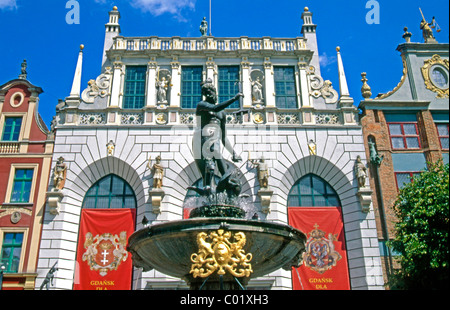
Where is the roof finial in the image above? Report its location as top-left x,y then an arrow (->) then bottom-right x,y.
361,72 -> 372,99
19,59 -> 27,80
402,27 -> 412,43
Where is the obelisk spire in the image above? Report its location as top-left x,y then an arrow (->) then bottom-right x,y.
336,46 -> 354,107
69,44 -> 84,98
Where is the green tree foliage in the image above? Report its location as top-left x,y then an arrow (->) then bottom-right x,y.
388,160 -> 449,289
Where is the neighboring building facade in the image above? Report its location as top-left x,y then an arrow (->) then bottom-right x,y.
35,7 -> 384,290
0,67 -> 55,289
359,25 -> 449,285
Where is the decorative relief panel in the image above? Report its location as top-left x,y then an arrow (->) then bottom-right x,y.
315,112 -> 340,125
180,113 -> 196,125
277,113 -> 301,125
307,66 -> 339,104
79,113 -> 106,125
121,113 -> 144,125
81,68 -> 112,103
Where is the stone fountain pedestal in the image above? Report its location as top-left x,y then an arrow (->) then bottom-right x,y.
127,217 -> 306,290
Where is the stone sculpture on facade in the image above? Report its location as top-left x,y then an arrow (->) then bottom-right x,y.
156,77 -> 169,103
151,155 -> 164,189
148,155 -> 165,214
354,155 -> 368,188
200,17 -> 208,37
248,152 -> 273,214
47,157 -> 67,215
249,69 -> 264,107
251,77 -> 264,103
355,153 -> 373,213
248,153 -> 270,189
53,157 -> 67,190
156,69 -> 172,106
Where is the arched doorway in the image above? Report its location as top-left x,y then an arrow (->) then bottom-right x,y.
288,174 -> 350,290
74,174 -> 137,290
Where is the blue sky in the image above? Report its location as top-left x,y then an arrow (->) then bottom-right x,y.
0,0 -> 448,127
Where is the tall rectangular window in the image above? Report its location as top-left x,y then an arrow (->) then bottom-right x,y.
388,123 -> 421,149
123,66 -> 147,109
218,66 -> 240,109
1,232 -> 24,273
436,123 -> 449,150
10,169 -> 34,203
181,66 -> 203,109
2,117 -> 22,141
274,66 -> 297,109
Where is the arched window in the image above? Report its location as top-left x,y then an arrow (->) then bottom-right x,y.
288,174 -> 340,207
82,174 -> 136,209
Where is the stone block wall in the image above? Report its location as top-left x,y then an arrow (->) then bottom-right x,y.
36,124 -> 384,290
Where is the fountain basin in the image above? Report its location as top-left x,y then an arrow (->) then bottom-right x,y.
127,217 -> 307,289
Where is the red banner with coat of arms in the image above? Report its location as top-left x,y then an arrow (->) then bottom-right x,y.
74,209 -> 136,290
288,207 -> 350,290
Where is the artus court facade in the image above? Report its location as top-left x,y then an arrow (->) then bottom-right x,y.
33,7 -> 385,290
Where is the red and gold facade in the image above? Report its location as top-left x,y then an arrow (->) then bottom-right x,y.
0,76 -> 54,289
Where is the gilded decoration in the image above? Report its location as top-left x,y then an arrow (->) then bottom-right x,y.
190,229 -> 253,278
155,113 -> 168,125
421,54 -> 449,98
252,112 -> 265,124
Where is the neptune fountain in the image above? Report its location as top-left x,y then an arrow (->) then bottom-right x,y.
127,79 -> 306,290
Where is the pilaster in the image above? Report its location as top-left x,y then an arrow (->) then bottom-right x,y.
110,61 -> 123,108
170,58 -> 181,108
146,59 -> 157,108
263,57 -> 275,108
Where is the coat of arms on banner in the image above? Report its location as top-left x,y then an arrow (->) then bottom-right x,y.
82,232 -> 129,276
302,224 -> 342,274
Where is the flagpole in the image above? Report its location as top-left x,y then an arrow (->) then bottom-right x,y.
209,0 -> 212,36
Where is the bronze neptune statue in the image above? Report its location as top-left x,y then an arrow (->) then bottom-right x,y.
189,78 -> 244,211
